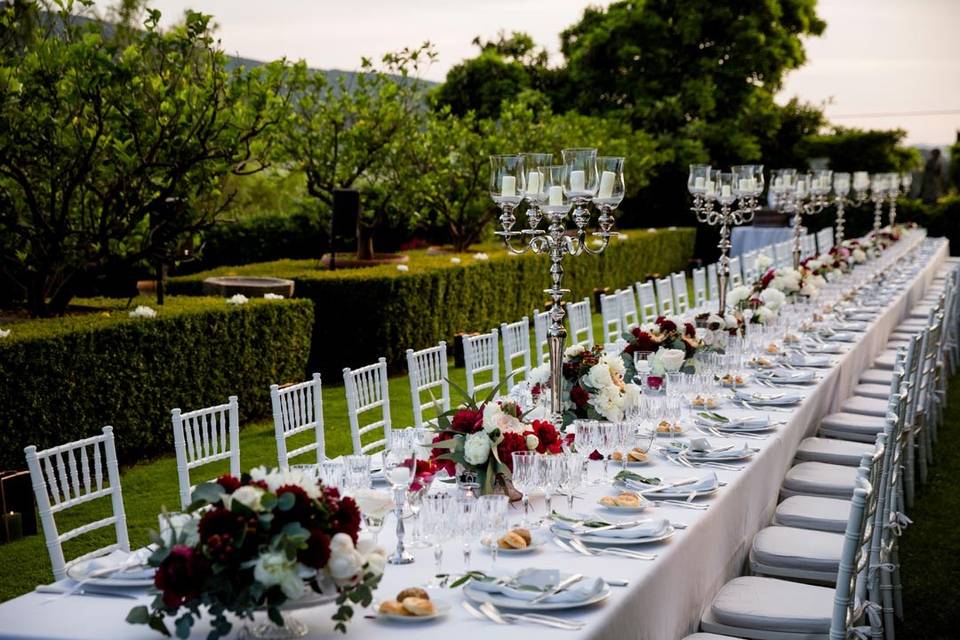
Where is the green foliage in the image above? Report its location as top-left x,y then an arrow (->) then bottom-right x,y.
0,296 -> 313,468
894,195 -> 960,256
799,127 -> 921,173
169,228 -> 696,378
0,2 -> 292,316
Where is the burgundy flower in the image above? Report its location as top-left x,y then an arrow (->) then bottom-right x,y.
451,408 -> 483,434
155,545 -> 208,608
431,434 -> 457,477
198,507 -> 238,543
330,496 -> 361,543
215,475 -> 241,494
299,528 -> 332,569
631,330 -> 658,353
657,317 -> 677,333
684,323 -> 696,338
570,384 -> 590,408
761,269 -> 776,288
531,420 -> 562,454
275,484 -> 314,526
497,432 -> 528,472
647,375 -> 663,390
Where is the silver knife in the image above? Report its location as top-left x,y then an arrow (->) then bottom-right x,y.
528,573 -> 584,605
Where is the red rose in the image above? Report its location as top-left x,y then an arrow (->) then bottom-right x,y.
632,331 -> 658,353
497,432 -> 528,472
275,484 -> 313,526
299,528 -> 332,569
430,434 -> 457,477
531,420 -> 562,454
684,323 -> 696,338
451,408 -> 483,434
647,375 -> 663,390
657,317 -> 677,333
761,269 -> 776,288
155,545 -> 208,608
570,384 -> 590,408
330,496 -> 362,543
215,475 -> 241,494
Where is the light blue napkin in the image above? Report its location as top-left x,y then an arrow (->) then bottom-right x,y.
470,569 -> 604,603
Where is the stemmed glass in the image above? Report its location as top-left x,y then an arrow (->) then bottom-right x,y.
478,494 -> 509,567
595,422 -> 619,484
538,454 -> 563,523
456,492 -> 479,571
511,451 -> 540,527
558,451 -> 584,513
421,493 -> 453,588
384,444 -> 415,565
574,420 -> 599,483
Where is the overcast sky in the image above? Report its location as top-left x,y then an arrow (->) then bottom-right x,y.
95,0 -> 960,145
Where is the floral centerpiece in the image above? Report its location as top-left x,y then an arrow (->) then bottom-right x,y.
619,315 -> 706,378
127,467 -> 384,638
561,344 -> 642,425
429,384 -> 562,495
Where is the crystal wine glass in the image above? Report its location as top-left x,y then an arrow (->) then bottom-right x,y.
421,492 -> 452,588
538,454 -> 563,523
478,494 -> 509,567
558,451 -> 584,513
511,451 -> 540,527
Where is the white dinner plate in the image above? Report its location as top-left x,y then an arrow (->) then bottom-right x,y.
659,444 -> 755,462
375,600 -> 451,622
65,554 -> 154,588
481,534 -> 548,555
597,495 -> 651,513
462,581 -> 612,612
550,523 -> 675,546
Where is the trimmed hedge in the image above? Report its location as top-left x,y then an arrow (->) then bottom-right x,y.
169,228 -> 696,379
0,296 -> 314,469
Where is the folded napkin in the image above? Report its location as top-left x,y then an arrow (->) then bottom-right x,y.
805,343 -> 844,354
846,312 -> 878,322
664,438 -> 733,460
756,369 -> 817,383
696,414 -> 769,430
554,517 -> 671,539
734,390 -> 802,404
836,322 -> 868,332
471,569 -> 605,603
784,354 -> 831,368
635,472 -> 718,495
79,548 -> 154,580
824,331 -> 857,342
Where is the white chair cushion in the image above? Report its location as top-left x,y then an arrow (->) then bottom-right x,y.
682,635 -> 742,640
751,526 -> 843,573
853,383 -> 892,400
840,395 -> 889,417
796,437 -> 874,466
782,461 -> 858,498
873,350 -> 898,370
910,307 -> 934,318
860,368 -> 895,385
819,412 -> 887,442
775,495 -> 851,533
706,576 -> 833,634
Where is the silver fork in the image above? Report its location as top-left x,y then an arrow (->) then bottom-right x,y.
565,536 -> 657,560
650,499 -> 709,510
478,602 -> 586,630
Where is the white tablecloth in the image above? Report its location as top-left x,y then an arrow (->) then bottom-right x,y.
731,226 -> 794,257
0,234 -> 947,640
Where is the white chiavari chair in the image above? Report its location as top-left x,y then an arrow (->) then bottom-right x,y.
728,256 -> 744,287
775,240 -> 793,268
635,281 -> 659,322
817,227 -> 834,254
655,276 -> 675,316
463,328 -> 501,397
618,288 -> 640,330
25,426 -> 130,581
406,342 -> 450,429
271,374 -> 325,470
758,244 -> 776,269
802,233 -> 817,259
691,268 -> 707,311
600,291 -> 622,346
741,250 -> 759,283
706,263 -> 720,304
500,317 -> 532,387
343,358 -> 392,455
172,396 -> 240,510
566,297 -> 594,347
671,272 -> 690,314
532,308 -> 550,363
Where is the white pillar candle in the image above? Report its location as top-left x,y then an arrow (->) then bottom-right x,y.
694,176 -> 705,189
570,170 -> 586,192
501,175 -> 516,197
738,179 -> 748,191
721,184 -> 732,197
526,171 -> 540,195
598,170 -> 616,199
548,185 -> 563,206
773,177 -> 782,188
705,180 -> 715,195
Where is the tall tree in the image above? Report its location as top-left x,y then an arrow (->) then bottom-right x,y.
0,1 -> 290,316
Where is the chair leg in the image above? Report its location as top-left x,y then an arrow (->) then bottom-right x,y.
891,542 -> 904,620
916,422 -> 929,486
903,431 -> 916,509
881,565 -> 896,640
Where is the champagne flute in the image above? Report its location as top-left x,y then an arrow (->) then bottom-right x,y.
538,454 -> 563,523
559,451 -> 584,513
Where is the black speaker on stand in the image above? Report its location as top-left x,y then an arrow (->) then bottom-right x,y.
330,189 -> 360,270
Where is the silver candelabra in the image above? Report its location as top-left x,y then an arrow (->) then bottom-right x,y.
491,149 -> 624,425
688,164 -> 763,313
832,172 -> 871,246
770,169 -> 832,269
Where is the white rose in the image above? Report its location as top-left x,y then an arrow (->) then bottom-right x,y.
853,249 -> 867,263
707,314 -> 724,329
482,402 -> 523,434
327,534 -> 364,583
757,306 -> 778,324
525,434 -> 539,450
756,255 -> 773,270
600,352 -> 626,379
724,314 -> 740,330
356,537 -> 386,577
588,387 -> 624,422
224,485 -> 265,512
727,285 -> 752,307
586,362 -> 614,389
658,348 -> 686,373
760,288 -> 786,311
463,431 -> 491,465
807,259 -> 822,271
564,344 -> 586,358
254,551 -> 307,599
528,363 -> 551,386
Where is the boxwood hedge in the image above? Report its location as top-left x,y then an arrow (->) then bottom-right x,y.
0,297 -> 313,469
169,227 -> 696,378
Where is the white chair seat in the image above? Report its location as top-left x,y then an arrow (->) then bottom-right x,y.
909,306 -> 934,318
896,321 -> 927,332
873,350 -> 898,370
775,496 -> 851,533
818,412 -> 887,442
751,526 -> 843,579
859,368 -> 895,385
852,383 -> 891,400
701,576 -> 833,636
781,461 -> 858,498
682,634 -> 743,640
839,395 -> 889,418
795,437 -> 874,466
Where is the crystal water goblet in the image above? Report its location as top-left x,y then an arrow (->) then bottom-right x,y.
478,494 -> 509,567
538,454 -> 563,522
421,492 -> 453,587
511,451 -> 540,526
558,451 -> 584,513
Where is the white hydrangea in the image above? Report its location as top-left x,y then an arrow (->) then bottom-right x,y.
254,551 -> 310,599
600,352 -> 626,379
528,363 -> 551,386
128,305 -> 156,318
755,254 -> 773,271
727,285 -> 753,307
588,386 -> 624,422
760,287 -> 786,311
226,294 -> 249,305
756,306 -> 778,324
585,362 -> 614,390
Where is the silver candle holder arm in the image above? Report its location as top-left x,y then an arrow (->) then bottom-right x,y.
688,164 -> 763,313
831,171 -> 871,246
492,150 -> 624,426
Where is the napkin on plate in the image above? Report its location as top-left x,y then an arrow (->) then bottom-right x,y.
824,331 -> 856,342
667,438 -> 736,459
77,548 -> 154,580
784,354 -> 831,368
734,390 -> 802,404
633,472 -> 718,495
696,412 -> 769,430
471,569 -> 605,603
553,517 -> 671,539
757,369 -> 816,383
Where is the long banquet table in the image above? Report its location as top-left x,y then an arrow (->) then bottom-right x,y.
0,233 -> 948,640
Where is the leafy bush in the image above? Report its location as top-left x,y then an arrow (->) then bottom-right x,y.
896,196 -> 960,255
0,297 -> 314,469
169,228 -> 696,378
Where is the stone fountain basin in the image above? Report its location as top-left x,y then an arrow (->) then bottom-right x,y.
202,276 -> 295,298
